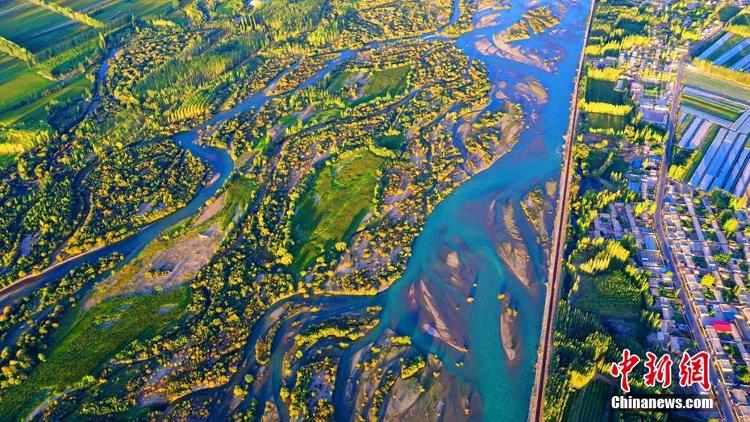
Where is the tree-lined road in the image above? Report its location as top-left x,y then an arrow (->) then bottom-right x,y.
528,1 -> 596,420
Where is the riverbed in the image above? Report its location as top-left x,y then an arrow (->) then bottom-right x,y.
368,0 -> 592,419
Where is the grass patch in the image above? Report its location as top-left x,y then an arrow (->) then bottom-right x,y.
614,17 -> 646,37
291,150 -> 386,271
327,65 -> 410,105
356,65 -> 409,104
728,13 -> 750,38
375,132 -> 406,150
585,112 -> 627,132
717,5 -> 742,22
0,287 -> 190,418
210,174 -> 256,230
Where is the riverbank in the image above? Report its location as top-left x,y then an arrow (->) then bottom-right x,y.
527,0 -> 596,420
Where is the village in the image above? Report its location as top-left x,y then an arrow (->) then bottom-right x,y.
557,0 -> 750,420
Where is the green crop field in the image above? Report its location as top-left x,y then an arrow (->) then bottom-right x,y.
52,0 -> 116,12
0,65 -> 57,110
585,111 -> 627,132
563,378 -> 613,422
571,271 -> 643,321
0,287 -> 190,418
682,93 -> 743,121
686,67 -> 750,103
0,0 -> 92,52
585,77 -> 626,104
292,150 -> 386,271
90,0 -> 173,22
0,53 -> 30,85
0,74 -> 91,125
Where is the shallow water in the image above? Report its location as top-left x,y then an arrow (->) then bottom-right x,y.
369,0 -> 592,419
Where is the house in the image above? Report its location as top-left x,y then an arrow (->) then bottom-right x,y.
714,320 -> 733,334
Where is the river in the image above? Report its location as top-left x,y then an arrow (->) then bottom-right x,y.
1,0 -> 592,419
363,0 -> 592,419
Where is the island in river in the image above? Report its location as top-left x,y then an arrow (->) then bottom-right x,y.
0,0 -> 591,419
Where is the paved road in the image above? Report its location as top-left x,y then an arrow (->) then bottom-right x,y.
653,45 -> 738,422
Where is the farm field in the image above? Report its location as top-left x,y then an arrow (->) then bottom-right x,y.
0,53 -> 30,84
0,0 -> 92,52
696,28 -> 750,71
88,0 -> 172,22
673,57 -> 750,195
682,92 -> 744,122
562,378 -> 613,422
0,74 -> 90,125
685,66 -> 750,103
585,77 -> 627,104
570,270 -> 643,321
0,60 -> 57,109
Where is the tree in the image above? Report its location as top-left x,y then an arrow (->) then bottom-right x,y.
701,274 -> 716,288
714,253 -> 731,266
723,218 -> 739,236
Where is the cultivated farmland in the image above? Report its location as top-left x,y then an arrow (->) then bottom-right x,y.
0,0 -> 177,166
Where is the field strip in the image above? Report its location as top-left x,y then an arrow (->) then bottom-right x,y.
738,113 -> 750,133
715,38 -> 750,65
732,52 -> 750,70
699,32 -> 732,60
733,151 -> 750,195
24,0 -> 104,28
689,120 -> 713,149
731,109 -> 750,131
0,1 -> 32,18
699,130 -> 737,190
682,105 -> 734,128
684,85 -> 749,108
690,127 -> 726,185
